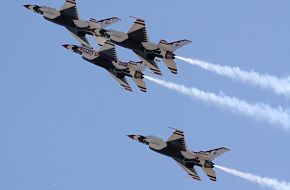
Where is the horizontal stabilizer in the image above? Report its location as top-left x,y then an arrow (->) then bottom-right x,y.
132,78 -> 147,92
202,167 -> 216,181
163,59 -> 177,74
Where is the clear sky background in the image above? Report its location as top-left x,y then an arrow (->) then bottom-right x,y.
1,1 -> 290,190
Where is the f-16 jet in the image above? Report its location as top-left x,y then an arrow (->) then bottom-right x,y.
128,128 -> 229,181
23,0 -> 120,46
93,17 -> 191,75
62,41 -> 147,92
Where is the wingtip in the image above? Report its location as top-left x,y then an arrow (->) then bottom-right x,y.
114,17 -> 122,22
168,127 -> 183,132
129,16 -> 145,21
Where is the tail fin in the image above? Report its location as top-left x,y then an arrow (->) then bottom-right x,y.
169,39 -> 192,52
89,17 -> 121,29
159,39 -> 192,52
89,17 -> 121,46
198,147 -> 230,161
128,61 -> 147,72
60,0 -> 79,20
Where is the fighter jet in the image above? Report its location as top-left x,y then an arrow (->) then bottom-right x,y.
62,41 -> 147,92
23,0 -> 121,46
128,128 -> 229,181
92,17 -> 192,75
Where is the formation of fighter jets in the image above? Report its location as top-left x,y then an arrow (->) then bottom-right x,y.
24,0 -> 229,182
23,0 -> 191,92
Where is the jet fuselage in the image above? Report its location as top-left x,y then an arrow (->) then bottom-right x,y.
129,135 -> 214,169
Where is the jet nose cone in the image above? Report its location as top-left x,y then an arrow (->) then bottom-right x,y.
62,44 -> 69,49
127,135 -> 135,140
23,5 -> 31,9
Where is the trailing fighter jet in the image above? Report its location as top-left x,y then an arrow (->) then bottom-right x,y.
128,128 -> 229,181
92,17 -> 192,75
62,41 -> 147,92
23,0 -> 120,46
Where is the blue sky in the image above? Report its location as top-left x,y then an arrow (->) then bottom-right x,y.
1,1 -> 290,190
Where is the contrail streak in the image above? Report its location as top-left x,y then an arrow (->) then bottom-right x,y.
145,76 -> 290,129
215,165 -> 290,190
176,56 -> 290,98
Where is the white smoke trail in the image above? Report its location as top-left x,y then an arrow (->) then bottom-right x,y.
215,165 -> 290,190
176,56 -> 290,98
144,76 -> 290,129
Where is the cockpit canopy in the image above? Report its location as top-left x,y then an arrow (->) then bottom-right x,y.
41,6 -> 60,19
146,135 -> 162,141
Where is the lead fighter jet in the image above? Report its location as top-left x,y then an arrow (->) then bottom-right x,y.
93,17 -> 192,75
62,41 -> 147,92
23,0 -> 121,46
128,128 -> 229,181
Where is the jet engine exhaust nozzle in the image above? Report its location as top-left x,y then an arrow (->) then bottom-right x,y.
165,51 -> 175,59
134,71 -> 144,79
204,160 -> 214,168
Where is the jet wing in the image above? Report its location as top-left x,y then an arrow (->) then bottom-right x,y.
133,51 -> 162,76
202,167 -> 216,181
66,27 -> 90,47
174,159 -> 201,181
99,41 -> 117,61
60,0 -> 79,20
108,71 -> 132,92
128,17 -> 148,42
167,128 -> 187,152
